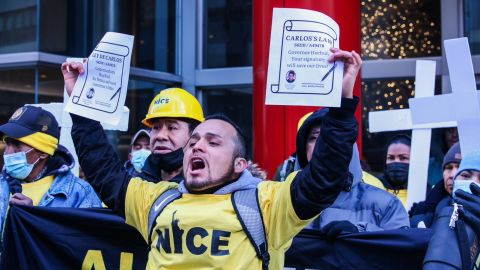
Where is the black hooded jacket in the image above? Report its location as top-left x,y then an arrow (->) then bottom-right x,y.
296,108 -> 329,169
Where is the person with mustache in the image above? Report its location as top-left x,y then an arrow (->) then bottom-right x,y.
136,88 -> 204,183
62,48 -> 361,269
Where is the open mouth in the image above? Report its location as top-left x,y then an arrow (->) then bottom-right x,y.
191,157 -> 206,171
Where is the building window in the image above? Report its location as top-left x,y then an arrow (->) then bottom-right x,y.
361,0 -> 441,60
202,0 -> 252,68
362,77 -> 415,171
0,1 -> 37,53
38,66 -> 65,104
360,0 -> 443,173
34,0 -> 178,73
0,68 -> 36,167
362,77 -> 442,172
464,0 -> 480,54
134,0 -> 177,72
201,87 -> 253,157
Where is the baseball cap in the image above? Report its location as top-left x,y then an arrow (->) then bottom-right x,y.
0,106 -> 60,155
131,129 -> 150,146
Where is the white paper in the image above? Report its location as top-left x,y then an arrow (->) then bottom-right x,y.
265,8 -> 343,107
65,32 -> 134,125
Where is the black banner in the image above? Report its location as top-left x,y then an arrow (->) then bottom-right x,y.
1,206 -> 148,270
285,228 -> 432,270
1,206 -> 433,269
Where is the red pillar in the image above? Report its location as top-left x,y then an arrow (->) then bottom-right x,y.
253,0 -> 361,178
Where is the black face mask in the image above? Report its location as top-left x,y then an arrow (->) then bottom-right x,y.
385,162 -> 409,188
150,148 -> 184,173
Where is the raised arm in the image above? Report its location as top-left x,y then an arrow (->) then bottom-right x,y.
290,49 -> 362,220
62,61 -> 131,217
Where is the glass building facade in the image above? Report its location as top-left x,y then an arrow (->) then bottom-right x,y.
0,0 -> 478,172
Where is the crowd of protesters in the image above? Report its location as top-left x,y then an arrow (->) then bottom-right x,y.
0,47 -> 479,269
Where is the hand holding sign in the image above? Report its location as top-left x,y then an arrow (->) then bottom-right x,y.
266,8 -> 349,107
61,59 -> 86,96
328,48 -> 362,99
64,32 -> 134,125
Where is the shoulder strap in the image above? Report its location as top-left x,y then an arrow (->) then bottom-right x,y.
147,188 -> 181,244
232,189 -> 270,270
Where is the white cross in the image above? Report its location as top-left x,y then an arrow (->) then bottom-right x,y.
368,60 -> 455,210
409,38 -> 480,158
31,90 -> 130,176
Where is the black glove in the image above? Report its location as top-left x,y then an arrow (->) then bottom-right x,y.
2,170 -> 22,194
322,220 -> 359,242
454,183 -> 480,234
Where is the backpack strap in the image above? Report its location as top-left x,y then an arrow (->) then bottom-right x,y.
147,188 -> 182,245
232,189 -> 270,270
279,157 -> 296,182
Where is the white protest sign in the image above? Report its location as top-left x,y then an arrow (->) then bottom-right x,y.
265,8 -> 343,107
369,108 -> 456,132
409,38 -> 480,157
368,60 -> 445,210
405,61 -> 435,210
65,32 -> 134,125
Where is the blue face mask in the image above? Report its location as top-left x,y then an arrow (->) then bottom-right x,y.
453,179 -> 480,198
131,149 -> 151,173
3,148 -> 38,180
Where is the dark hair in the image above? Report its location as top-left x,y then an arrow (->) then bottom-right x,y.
205,113 -> 246,159
386,134 -> 411,148
184,119 -> 201,133
384,134 -> 411,164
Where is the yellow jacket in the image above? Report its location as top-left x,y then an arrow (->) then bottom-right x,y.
125,173 -> 314,270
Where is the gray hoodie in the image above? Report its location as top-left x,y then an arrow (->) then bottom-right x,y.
307,145 -> 410,232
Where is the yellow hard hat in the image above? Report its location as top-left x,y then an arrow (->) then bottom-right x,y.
297,112 -> 313,131
142,88 -> 204,127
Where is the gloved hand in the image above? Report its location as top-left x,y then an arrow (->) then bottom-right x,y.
322,220 -> 359,242
454,183 -> 480,234
2,170 -> 22,194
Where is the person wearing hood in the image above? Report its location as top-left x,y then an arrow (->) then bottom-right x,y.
380,134 -> 414,208
64,48 -> 362,269
289,109 -> 409,237
124,129 -> 151,176
0,106 -> 102,230
274,111 -> 385,190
